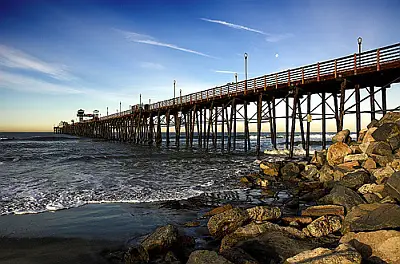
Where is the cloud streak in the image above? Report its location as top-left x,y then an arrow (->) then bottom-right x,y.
0,45 -> 72,80
0,70 -> 82,94
214,70 -> 239,74
118,29 -> 213,58
140,62 -> 164,70
201,18 -> 293,42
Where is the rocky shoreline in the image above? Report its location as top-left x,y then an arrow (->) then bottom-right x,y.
118,112 -> 400,264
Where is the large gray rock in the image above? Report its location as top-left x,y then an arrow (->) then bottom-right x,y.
377,112 -> 400,126
220,248 -> 259,264
385,171 -> 400,202
343,153 -> 368,163
332,129 -> 350,144
220,221 -> 306,251
300,164 -> 319,180
372,166 -> 395,184
246,206 -> 281,223
187,250 -> 233,264
326,142 -> 352,166
362,127 -> 378,144
310,150 -> 326,167
370,153 -> 395,167
305,215 -> 342,238
285,243 -> 362,264
124,245 -> 149,264
301,205 -> 344,217
357,183 -> 385,198
318,185 -> 365,212
342,203 -> 400,233
280,162 -> 300,179
340,230 -> 400,263
372,122 -> 400,150
235,231 -> 313,264
365,141 -> 393,157
318,164 -> 334,183
207,208 -> 249,239
141,224 -> 179,254
341,169 -> 371,189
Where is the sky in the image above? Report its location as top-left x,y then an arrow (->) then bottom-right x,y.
0,0 -> 399,132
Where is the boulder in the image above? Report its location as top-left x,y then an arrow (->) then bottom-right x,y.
367,119 -> 379,128
281,216 -> 313,226
370,153 -> 394,167
366,141 -> 393,157
318,185 -> 365,212
326,142 -> 352,166
372,166 -> 395,184
207,208 -> 249,239
318,164 -> 334,182
187,250 -> 233,264
389,159 -> 400,171
310,150 -> 326,167
301,205 -> 345,217
220,221 -> 306,251
359,142 -> 370,153
342,203 -> 400,233
259,162 -> 280,177
363,193 -> 381,203
204,204 -> 233,217
340,230 -> 400,263
280,162 -> 300,179
358,129 -> 368,142
343,153 -> 368,163
141,224 -> 179,254
385,171 -> 400,202
332,129 -> 350,144
300,164 -> 319,181
362,127 -> 378,144
246,206 -> 281,223
357,183 -> 385,199
306,215 -> 342,237
362,157 -> 376,171
377,111 -> 400,126
350,144 -> 362,154
336,161 -> 359,171
124,245 -> 149,264
340,169 -> 371,189
285,243 -> 362,264
220,248 -> 259,264
235,231 -> 313,264
372,122 -> 400,150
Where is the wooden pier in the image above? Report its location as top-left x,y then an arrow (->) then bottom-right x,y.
56,43 -> 400,157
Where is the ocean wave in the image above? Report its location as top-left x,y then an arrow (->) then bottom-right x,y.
264,148 -> 306,156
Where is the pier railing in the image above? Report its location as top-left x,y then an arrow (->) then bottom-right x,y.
97,43 -> 400,121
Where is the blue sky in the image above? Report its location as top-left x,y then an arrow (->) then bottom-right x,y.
0,0 -> 399,131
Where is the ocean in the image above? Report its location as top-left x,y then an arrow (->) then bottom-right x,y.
0,131 -> 345,263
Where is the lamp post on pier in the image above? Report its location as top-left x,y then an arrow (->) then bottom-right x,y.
119,101 -> 121,115
244,53 -> 248,94
235,73 -> 238,93
358,37 -> 362,67
174,80 -> 176,105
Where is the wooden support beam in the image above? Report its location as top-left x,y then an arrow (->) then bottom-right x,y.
355,84 -> 361,137
370,86 -> 376,121
339,79 -> 346,131
290,87 -> 299,158
244,101 -> 249,152
382,87 -> 387,116
285,97 -> 289,149
333,93 -> 340,132
256,93 -> 262,156
297,99 -> 306,150
322,92 -> 326,150
221,104 -> 225,151
233,98 -> 237,151
214,107 -> 218,148
306,92 -> 311,157
166,110 -> 170,146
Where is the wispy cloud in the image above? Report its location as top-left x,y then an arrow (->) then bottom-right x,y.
214,70 -> 239,74
201,18 -> 266,35
0,45 -> 72,80
0,70 -> 82,94
201,18 -> 293,42
117,29 -> 213,58
140,62 -> 164,70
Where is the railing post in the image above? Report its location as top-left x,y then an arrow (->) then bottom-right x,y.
275,73 -> 278,89
254,79 -> 256,92
244,79 -> 247,95
288,70 -> 291,86
317,62 -> 320,81
264,75 -> 266,91
213,87 -> 215,98
227,84 -> 230,96
220,86 -> 222,98
377,49 -> 381,71
334,60 -> 337,78
302,68 -> 304,84
354,53 -> 357,75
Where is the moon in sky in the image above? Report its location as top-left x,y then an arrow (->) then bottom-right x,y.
275,53 -> 279,58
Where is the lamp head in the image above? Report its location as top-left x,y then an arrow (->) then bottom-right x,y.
244,52 -> 248,59
358,37 -> 362,45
